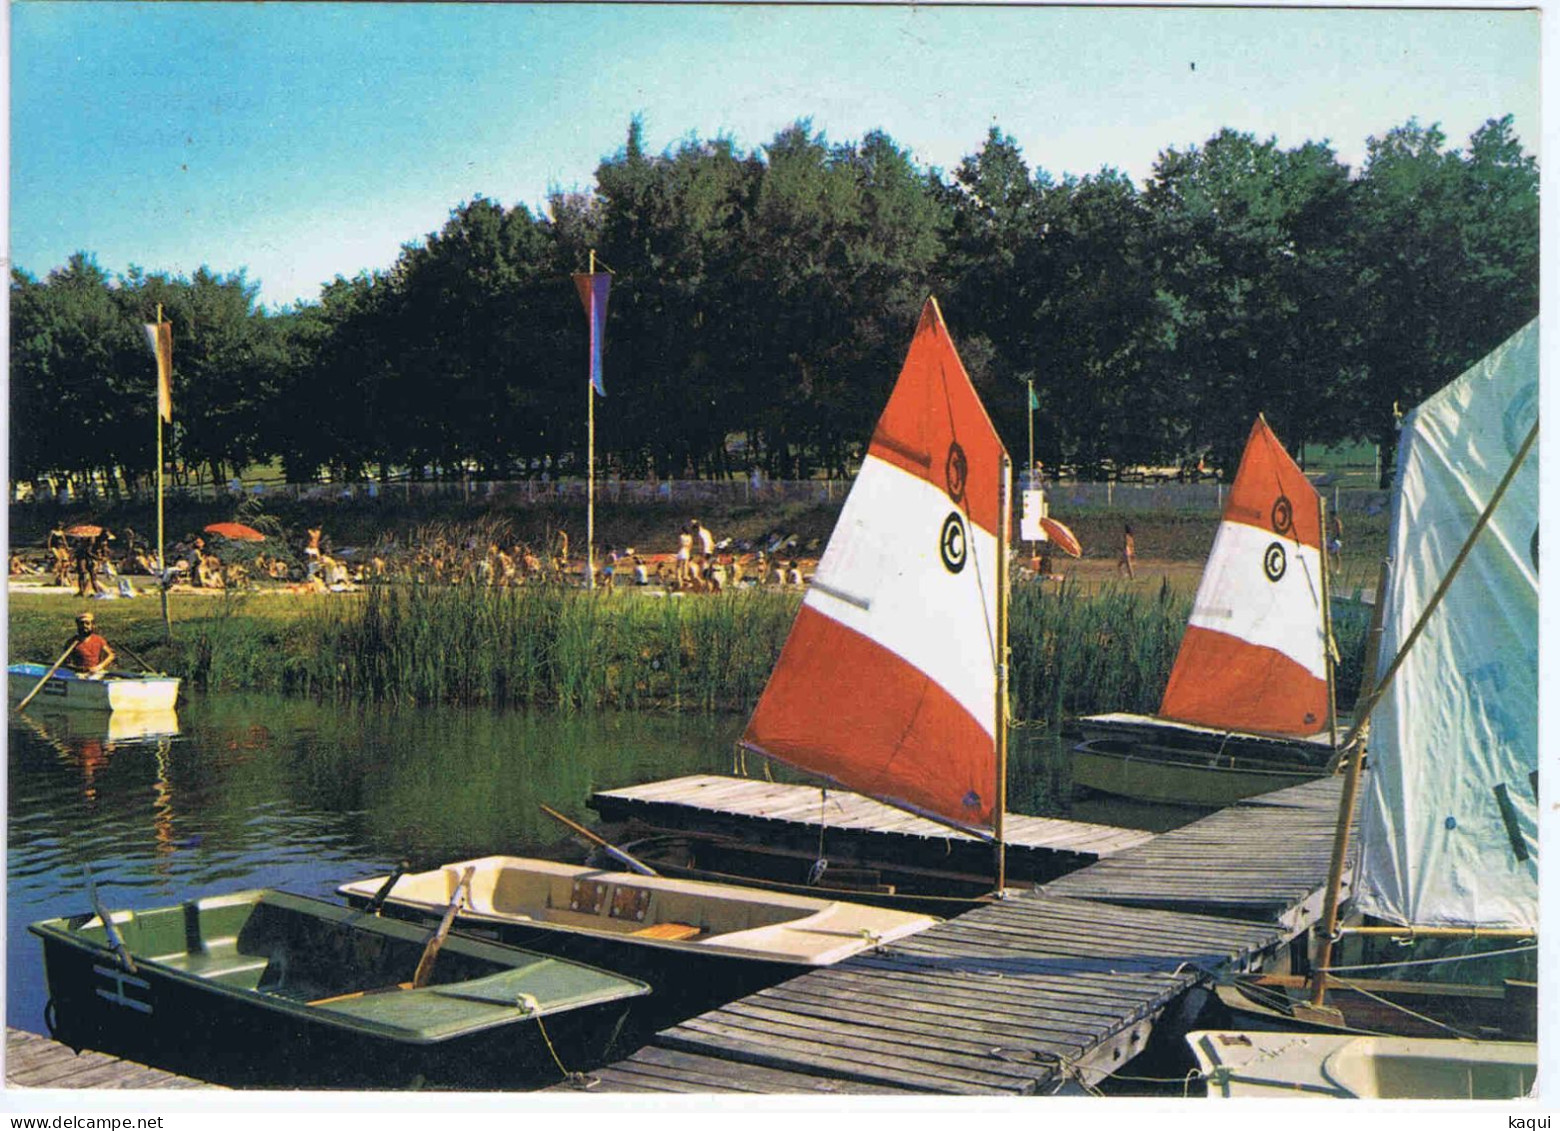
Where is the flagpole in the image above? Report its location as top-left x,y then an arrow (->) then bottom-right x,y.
1027,379 -> 1036,567
587,249 -> 597,591
156,305 -> 170,640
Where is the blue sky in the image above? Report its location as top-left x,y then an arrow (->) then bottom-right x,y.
8,2 -> 1543,312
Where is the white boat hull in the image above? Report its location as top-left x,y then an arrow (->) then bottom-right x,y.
1188,1030 -> 1536,1099
8,664 -> 180,713
339,855 -> 938,967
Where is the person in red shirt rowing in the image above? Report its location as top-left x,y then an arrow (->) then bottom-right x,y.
64,612 -> 116,677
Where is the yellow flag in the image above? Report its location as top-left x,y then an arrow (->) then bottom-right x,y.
143,322 -> 173,422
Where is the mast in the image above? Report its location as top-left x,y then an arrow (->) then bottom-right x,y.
1319,496 -> 1338,750
155,304 -> 170,641
995,450 -> 1011,893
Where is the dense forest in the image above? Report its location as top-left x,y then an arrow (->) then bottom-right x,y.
9,114 -> 1538,494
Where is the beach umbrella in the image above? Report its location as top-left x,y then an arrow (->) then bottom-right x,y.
64,524 -> 103,538
204,522 -> 265,542
1040,517 -> 1083,558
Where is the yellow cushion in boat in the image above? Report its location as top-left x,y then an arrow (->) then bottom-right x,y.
630,922 -> 701,941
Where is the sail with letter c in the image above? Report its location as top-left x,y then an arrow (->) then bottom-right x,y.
741,298 -> 1009,834
1158,417 -> 1329,737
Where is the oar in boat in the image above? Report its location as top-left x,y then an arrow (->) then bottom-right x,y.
84,866 -> 136,974
365,859 -> 412,915
539,803 -> 659,877
106,640 -> 160,675
15,643 -> 80,713
411,866 -> 475,989
308,865 -> 475,1006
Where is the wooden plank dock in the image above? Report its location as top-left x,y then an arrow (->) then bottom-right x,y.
1042,776 -> 1355,929
561,775 -> 1352,1095
590,774 -> 1155,883
5,1027 -> 221,1090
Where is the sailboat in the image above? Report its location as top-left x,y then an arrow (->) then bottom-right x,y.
1189,320 -> 1539,1097
1072,416 -> 1349,806
616,298 -> 1014,902
741,296 -> 1012,863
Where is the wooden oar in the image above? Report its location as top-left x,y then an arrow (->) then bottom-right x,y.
84,866 -> 136,974
539,803 -> 659,877
365,860 -> 412,915
15,643 -> 78,712
410,866 -> 474,989
310,866 -> 473,1006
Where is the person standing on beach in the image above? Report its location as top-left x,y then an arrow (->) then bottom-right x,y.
47,523 -> 71,587
1117,522 -> 1137,580
675,521 -> 694,588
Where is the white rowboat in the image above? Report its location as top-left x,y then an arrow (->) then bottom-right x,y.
8,663 -> 180,713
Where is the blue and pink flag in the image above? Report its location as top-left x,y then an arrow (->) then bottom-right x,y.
572,272 -> 611,396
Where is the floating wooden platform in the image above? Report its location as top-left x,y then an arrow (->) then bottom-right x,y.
590,774 -> 1154,883
562,775 -> 1352,1095
5,1027 -> 221,1090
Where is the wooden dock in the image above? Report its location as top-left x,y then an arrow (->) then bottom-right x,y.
559,775 -> 1352,1094
1042,776 -> 1355,929
5,1027 -> 221,1090
590,774 -> 1155,883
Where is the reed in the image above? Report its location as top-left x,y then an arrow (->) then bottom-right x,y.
1009,577 -> 1191,726
292,584 -> 802,712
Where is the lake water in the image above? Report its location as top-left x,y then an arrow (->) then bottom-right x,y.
6,693 -> 1198,1038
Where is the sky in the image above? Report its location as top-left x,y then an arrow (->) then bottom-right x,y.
6,2 -> 1544,313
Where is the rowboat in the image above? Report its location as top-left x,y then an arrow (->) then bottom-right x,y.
9,662 -> 180,713
1069,737 -> 1329,808
1187,1030 -> 1536,1099
338,856 -> 938,1022
1072,417 -> 1348,805
32,887 -> 650,1089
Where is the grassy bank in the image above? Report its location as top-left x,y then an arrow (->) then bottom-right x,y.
8,576 -> 1373,724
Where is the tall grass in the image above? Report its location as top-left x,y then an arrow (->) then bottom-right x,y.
14,569 -> 1371,722
1009,578 -> 1191,726
290,585 -> 799,713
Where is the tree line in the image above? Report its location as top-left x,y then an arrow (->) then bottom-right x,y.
9,114 -> 1537,495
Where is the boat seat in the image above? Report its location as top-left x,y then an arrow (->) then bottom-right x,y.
629,922 -> 701,941
158,950 -> 271,988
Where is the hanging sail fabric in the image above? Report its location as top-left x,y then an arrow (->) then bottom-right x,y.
1158,417 -> 1329,737
741,298 -> 1009,834
1355,320 -> 1539,931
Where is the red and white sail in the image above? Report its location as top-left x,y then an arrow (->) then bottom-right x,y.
1158,417 -> 1329,737
741,298 -> 1009,834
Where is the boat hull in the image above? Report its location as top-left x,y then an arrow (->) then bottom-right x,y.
1188,1030 -> 1536,1099
1213,976 -> 1535,1041
32,888 -> 648,1090
1070,738 -> 1329,806
339,856 -> 937,1029
9,663 -> 180,713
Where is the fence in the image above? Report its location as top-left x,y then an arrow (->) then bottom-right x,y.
12,475 -> 1389,516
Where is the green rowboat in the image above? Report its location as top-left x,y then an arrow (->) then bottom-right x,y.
32,888 -> 649,1089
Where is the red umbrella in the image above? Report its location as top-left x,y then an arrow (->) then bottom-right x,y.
64,524 -> 103,538
204,522 -> 265,542
1040,517 -> 1083,558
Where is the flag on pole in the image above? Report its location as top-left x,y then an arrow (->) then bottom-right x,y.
572,272 -> 611,396
1027,383 -> 1039,411
143,321 -> 173,422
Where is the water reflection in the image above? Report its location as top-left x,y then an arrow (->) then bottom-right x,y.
6,692 -> 1198,1039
